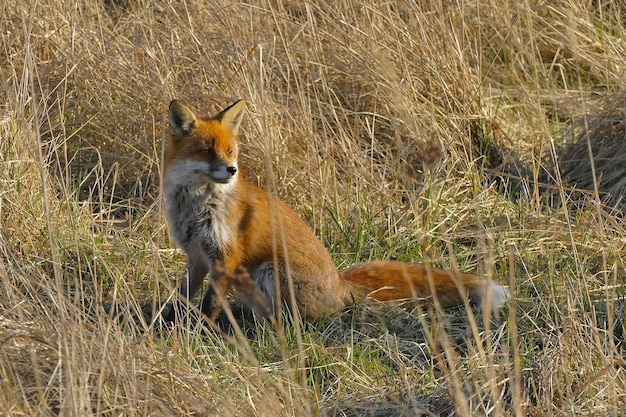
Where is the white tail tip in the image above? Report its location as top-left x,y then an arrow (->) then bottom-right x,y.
479,282 -> 509,315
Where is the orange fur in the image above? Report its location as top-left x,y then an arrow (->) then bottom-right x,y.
162,99 -> 507,322
342,261 -> 498,309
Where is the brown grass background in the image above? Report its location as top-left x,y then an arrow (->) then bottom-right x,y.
1,0 -> 625,415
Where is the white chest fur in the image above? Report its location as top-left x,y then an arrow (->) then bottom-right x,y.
163,166 -> 235,261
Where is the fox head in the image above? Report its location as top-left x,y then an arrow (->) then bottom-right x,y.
164,99 -> 246,189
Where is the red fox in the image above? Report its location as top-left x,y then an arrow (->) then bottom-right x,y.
162,99 -> 507,323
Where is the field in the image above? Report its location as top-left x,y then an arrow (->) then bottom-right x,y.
1,0 -> 626,415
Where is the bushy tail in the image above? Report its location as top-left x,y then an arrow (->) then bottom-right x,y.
341,261 -> 508,312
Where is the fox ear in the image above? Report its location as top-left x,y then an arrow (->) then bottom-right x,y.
216,100 -> 246,135
169,100 -> 196,138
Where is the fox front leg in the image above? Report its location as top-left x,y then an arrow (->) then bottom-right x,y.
164,259 -> 208,323
199,263 -> 233,321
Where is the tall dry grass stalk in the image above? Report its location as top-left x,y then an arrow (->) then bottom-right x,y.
1,0 -> 625,415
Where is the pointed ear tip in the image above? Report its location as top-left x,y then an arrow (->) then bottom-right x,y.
220,99 -> 246,119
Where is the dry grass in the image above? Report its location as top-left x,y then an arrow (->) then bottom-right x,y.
1,0 -> 625,415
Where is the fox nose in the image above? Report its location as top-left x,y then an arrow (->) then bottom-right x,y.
226,166 -> 237,176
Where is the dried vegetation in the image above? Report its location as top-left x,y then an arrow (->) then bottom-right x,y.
1,0 -> 625,415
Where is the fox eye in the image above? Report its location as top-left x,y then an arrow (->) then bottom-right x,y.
227,149 -> 234,155
200,149 -> 211,156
